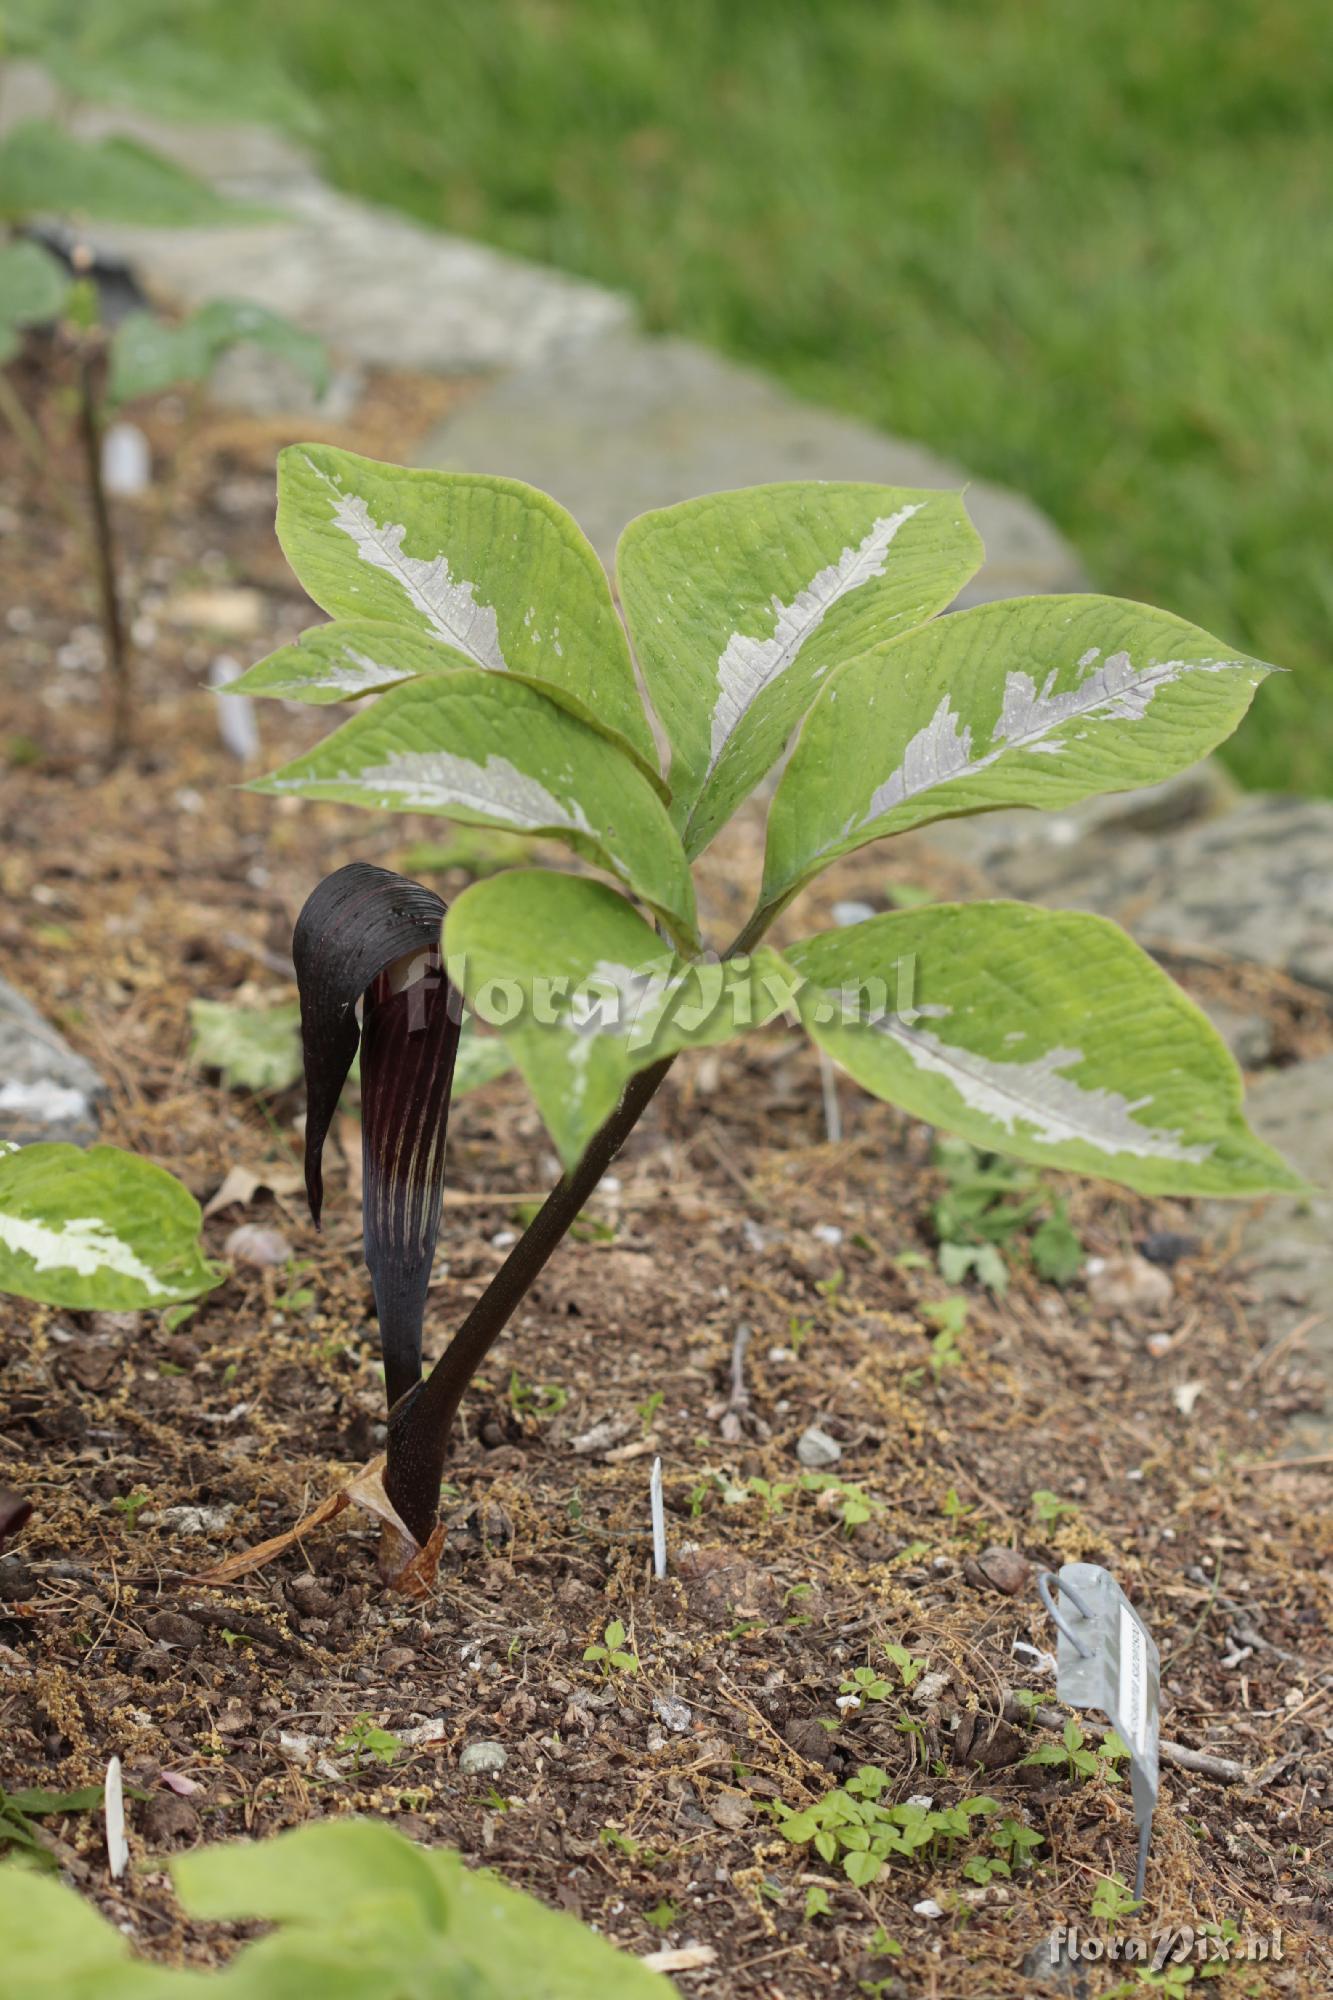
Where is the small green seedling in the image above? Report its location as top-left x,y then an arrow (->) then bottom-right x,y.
839,1664 -> 894,1705
882,1642 -> 929,1689
507,1369 -> 569,1419
923,1295 -> 968,1375
110,1490 -> 151,1529
774,1766 -> 1007,1890
0,1783 -> 106,1868
1091,1872 -> 1143,1925
583,1619 -> 639,1676
1031,1488 -> 1080,1530
638,1390 -> 665,1434
335,1715 -> 403,1768
1022,1717 -> 1128,1783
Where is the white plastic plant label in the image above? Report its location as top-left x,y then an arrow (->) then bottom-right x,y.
1039,1561 -> 1160,1897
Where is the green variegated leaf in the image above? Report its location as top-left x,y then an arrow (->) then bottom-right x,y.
0,1143 -> 225,1310
276,445 -> 658,779
0,239 -> 71,329
444,871 -> 798,1165
764,596 -> 1272,910
251,673 -> 697,947
190,998 -> 304,1093
787,904 -> 1301,1198
108,299 -> 328,407
225,620 -> 467,705
616,482 -> 982,857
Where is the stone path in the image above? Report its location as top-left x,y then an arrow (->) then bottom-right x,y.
419,331 -> 1084,599
1,62 -> 1084,601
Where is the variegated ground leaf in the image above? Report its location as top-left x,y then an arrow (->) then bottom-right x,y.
277,444 -> 659,779
0,1143 -> 224,1310
617,482 -> 982,857
252,672 -> 697,948
764,595 -> 1272,909
444,871 -> 798,1166
226,620 -> 471,705
786,903 -> 1300,1198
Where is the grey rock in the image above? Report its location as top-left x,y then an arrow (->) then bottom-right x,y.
1204,1053 -> 1333,1448
458,1738 -> 508,1777
90,183 -> 630,380
796,1424 -> 843,1469
1,64 -> 630,384
1020,1940 -> 1092,1997
207,344 -> 365,420
652,1695 -> 693,1733
1203,1003 -> 1274,1071
933,795 -> 1333,997
420,331 -> 1087,598
223,1222 -> 293,1269
0,979 -> 105,1146
899,756 -> 1238,881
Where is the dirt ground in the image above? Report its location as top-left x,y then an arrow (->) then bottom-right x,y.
1,350 -> 1330,1998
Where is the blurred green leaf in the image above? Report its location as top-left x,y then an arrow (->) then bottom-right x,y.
0,120 -> 258,226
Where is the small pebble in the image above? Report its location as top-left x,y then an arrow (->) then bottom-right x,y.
224,1222 -> 292,1269
458,1739 -> 507,1777
1086,1251 -> 1173,1316
1138,1229 -> 1200,1268
962,1545 -> 1031,1597
796,1425 -> 842,1470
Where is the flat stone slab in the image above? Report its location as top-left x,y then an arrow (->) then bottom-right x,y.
92,179 -> 632,378
419,331 -> 1087,600
1205,1054 -> 1333,1450
0,64 -> 631,378
0,980 -> 104,1147
934,795 -> 1333,995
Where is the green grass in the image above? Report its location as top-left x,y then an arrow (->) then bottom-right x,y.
201,0 -> 1331,790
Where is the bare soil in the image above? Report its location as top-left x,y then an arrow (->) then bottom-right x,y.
1,349 -> 1330,1998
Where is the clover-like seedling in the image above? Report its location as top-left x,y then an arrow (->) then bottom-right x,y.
227,446 -> 1299,1571
583,1619 -> 639,1677
335,1715 -> 402,1769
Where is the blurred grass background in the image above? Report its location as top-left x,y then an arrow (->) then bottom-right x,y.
196,0 -> 1330,791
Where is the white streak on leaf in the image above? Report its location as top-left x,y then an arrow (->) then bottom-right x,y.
709,506 -> 923,769
309,646 -> 405,696
873,1019 -> 1213,1163
567,958 -> 682,1038
0,1212 -> 170,1295
283,749 -> 592,833
850,652 -> 1247,834
320,473 -> 507,670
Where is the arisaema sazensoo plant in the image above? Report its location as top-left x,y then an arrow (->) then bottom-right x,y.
226,446 -> 1299,1586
